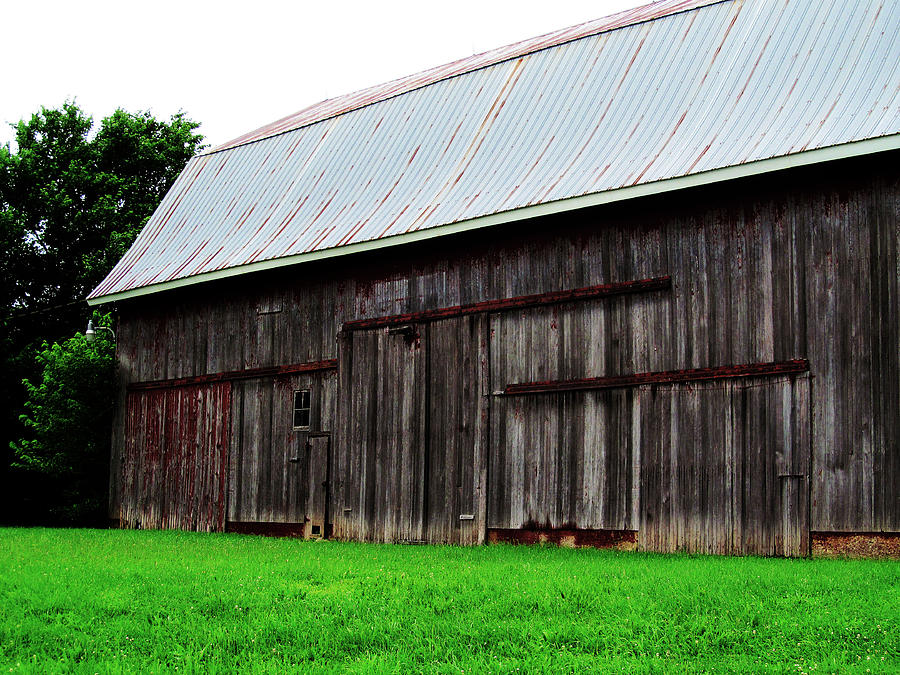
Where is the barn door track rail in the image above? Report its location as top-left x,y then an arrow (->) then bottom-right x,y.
340,276 -> 671,332
503,359 -> 810,395
127,359 -> 338,391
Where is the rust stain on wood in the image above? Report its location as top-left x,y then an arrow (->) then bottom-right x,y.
128,359 -> 338,391
225,521 -> 308,538
812,532 -> 900,559
504,359 -> 810,394
342,276 -> 671,331
488,528 -> 637,549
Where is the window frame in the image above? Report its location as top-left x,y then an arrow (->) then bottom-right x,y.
292,388 -> 311,430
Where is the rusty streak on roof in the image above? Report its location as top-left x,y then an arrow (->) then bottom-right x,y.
89,0 -> 900,304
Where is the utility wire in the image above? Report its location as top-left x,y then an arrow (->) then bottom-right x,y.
4,299 -> 88,321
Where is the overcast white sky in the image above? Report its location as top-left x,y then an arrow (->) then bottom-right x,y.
1,0 -> 641,150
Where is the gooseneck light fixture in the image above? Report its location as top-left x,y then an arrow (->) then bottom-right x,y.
85,319 -> 116,343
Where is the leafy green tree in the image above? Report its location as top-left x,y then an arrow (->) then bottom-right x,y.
12,317 -> 116,524
1,102 -> 204,524
2,102 -> 202,310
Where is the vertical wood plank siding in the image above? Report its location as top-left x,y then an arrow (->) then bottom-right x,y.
424,317 -> 487,544
113,156 -> 899,547
120,382 -> 230,531
227,371 -> 336,526
335,329 -> 427,542
488,389 -> 638,531
637,377 -> 810,556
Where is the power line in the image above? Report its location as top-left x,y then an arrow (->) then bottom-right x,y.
4,299 -> 87,321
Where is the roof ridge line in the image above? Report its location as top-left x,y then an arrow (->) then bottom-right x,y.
201,0 -> 729,157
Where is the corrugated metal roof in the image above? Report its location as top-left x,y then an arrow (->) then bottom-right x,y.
209,0 -> 724,154
89,0 -> 900,303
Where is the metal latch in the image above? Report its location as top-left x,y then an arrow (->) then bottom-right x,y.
387,324 -> 417,336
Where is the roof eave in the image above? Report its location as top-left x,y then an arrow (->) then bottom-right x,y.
87,134 -> 900,306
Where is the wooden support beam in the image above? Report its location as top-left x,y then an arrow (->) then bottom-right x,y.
342,276 -> 671,331
504,359 -> 810,395
127,359 -> 338,391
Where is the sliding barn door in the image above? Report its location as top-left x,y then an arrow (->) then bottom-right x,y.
333,316 -> 488,544
423,316 -> 489,544
334,326 -> 427,542
227,371 -> 335,537
120,382 -> 231,532
488,388 -> 639,534
639,376 -> 811,557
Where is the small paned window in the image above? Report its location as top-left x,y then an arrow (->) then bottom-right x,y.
292,389 -> 311,430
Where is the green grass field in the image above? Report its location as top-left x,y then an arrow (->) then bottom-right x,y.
0,529 -> 897,673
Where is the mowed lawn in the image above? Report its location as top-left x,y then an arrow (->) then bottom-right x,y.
0,529 -> 897,673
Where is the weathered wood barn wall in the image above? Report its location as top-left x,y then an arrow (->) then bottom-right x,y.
109,156 -> 899,556
89,0 -> 900,556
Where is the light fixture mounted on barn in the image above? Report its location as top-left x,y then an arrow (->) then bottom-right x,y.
84,320 -> 115,343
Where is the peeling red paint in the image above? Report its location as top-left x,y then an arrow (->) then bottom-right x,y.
120,382 -> 230,532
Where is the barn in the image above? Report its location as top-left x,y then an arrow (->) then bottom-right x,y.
88,0 -> 899,557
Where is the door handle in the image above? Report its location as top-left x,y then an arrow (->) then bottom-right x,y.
289,457 -> 300,463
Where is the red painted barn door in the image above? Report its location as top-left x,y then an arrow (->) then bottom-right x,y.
119,382 -> 231,532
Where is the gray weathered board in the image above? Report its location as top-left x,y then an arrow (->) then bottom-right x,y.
226,371 -> 335,526
109,157 -> 899,553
